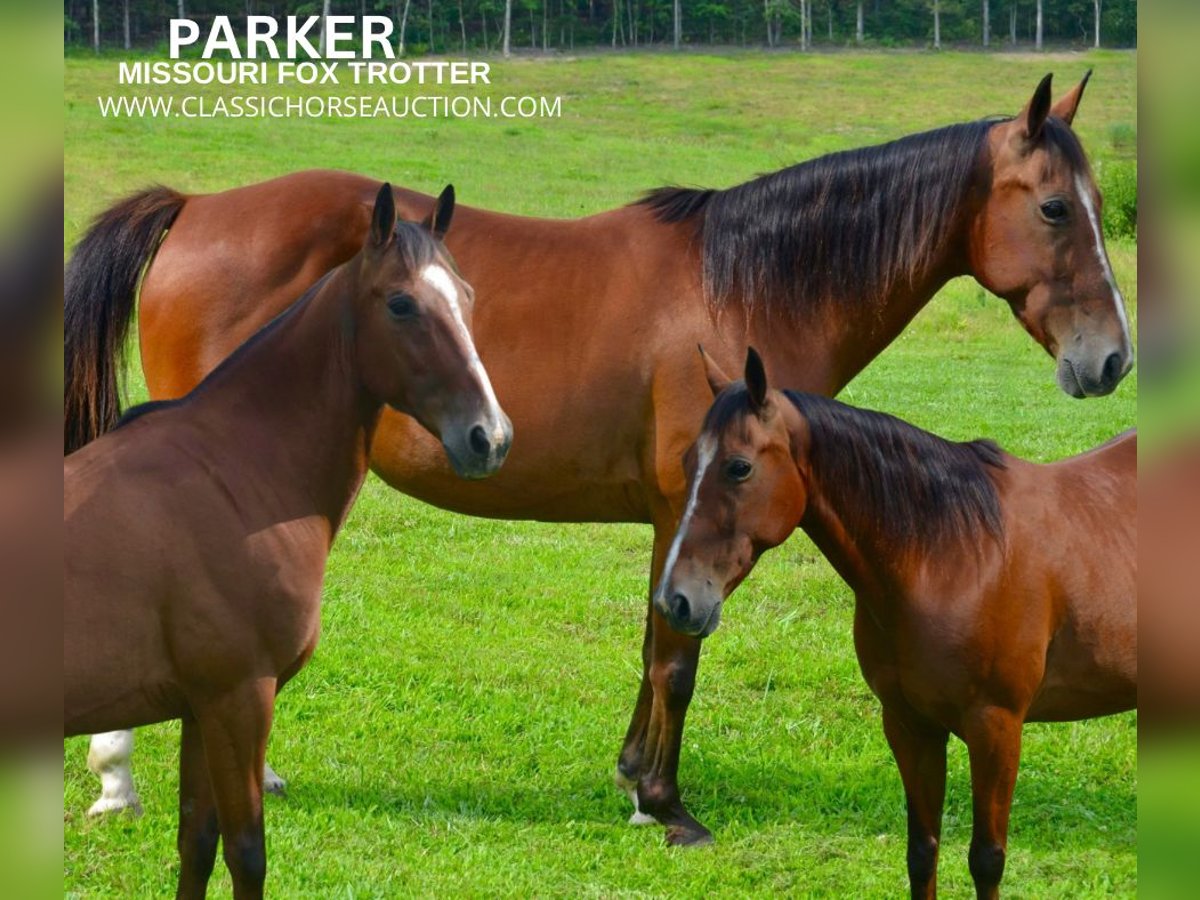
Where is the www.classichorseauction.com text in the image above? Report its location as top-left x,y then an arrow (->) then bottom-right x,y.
99,15 -> 564,121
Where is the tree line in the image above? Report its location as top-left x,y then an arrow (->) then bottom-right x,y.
63,0 -> 1137,55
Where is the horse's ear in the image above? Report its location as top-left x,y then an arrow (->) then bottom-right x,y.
1051,69 -> 1091,127
1020,73 -> 1054,143
744,347 -> 768,412
369,183 -> 396,249
423,184 -> 455,239
698,344 -> 732,398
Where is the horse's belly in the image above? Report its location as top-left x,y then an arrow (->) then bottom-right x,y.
369,405 -> 653,523
1028,611 -> 1137,721
1026,683 -> 1136,722
64,678 -> 187,737
64,590 -> 186,735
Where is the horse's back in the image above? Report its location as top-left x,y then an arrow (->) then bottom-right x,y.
140,169 -> 595,400
65,416 -> 236,613
1080,427 -> 1136,466
139,170 -> 379,398
1049,427 -> 1136,507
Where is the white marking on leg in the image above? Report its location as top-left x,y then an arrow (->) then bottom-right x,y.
86,730 -> 143,817
658,434 -> 718,593
614,766 -> 658,826
263,760 -> 287,795
1075,174 -> 1132,345
420,264 -> 506,443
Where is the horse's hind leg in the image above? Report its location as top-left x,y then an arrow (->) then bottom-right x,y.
263,760 -> 286,795
963,706 -> 1024,900
86,730 -> 142,817
192,679 -> 276,900
176,715 -> 219,900
882,706 -> 949,900
87,727 -> 282,822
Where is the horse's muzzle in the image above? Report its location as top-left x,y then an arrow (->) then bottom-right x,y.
653,582 -> 723,639
1057,343 -> 1133,398
443,411 -> 513,479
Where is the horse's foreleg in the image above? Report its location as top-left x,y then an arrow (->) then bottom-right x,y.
614,597 -> 655,823
86,730 -> 142,817
963,706 -> 1024,900
176,716 -> 219,900
616,520 -> 711,846
639,611 -> 708,845
192,679 -> 276,900
882,706 -> 950,900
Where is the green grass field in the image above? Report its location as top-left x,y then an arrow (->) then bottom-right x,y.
64,50 -> 1137,896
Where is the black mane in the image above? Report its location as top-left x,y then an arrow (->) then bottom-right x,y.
703,386 -> 1006,549
639,116 -> 1088,318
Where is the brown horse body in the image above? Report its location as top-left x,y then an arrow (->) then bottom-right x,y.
657,349 -> 1135,897
65,187 -> 511,896
64,75 -> 1131,844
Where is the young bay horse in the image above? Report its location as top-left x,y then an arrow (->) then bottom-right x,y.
65,185 -> 512,897
655,348 -> 1135,896
64,74 -> 1131,845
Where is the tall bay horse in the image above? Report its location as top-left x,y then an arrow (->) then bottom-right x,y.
656,348 -> 1135,896
64,74 -> 1131,845
65,185 -> 511,897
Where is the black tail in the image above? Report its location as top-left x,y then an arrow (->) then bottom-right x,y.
64,186 -> 186,453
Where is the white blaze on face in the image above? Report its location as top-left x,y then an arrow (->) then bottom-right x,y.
1074,174 -> 1132,346
659,434 -> 718,594
419,263 -> 505,440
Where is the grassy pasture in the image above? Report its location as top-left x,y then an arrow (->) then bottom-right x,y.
64,50 -> 1137,896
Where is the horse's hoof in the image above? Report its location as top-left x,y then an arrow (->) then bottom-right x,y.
665,823 -> 714,847
263,762 -> 287,796
86,795 -> 143,818
628,811 -> 657,826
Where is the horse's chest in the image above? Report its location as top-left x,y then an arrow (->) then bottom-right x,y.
852,596 -> 984,728
235,526 -> 328,659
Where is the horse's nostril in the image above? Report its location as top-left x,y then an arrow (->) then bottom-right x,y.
671,592 -> 690,622
468,424 -> 491,457
1103,351 -> 1123,385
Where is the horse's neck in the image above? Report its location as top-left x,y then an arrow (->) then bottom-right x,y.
833,257 -> 964,390
753,251 -> 966,396
192,270 -> 376,536
744,153 -> 979,396
796,451 -> 906,607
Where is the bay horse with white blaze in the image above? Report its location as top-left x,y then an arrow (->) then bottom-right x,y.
656,348 -> 1135,897
65,185 -> 511,897
64,74 -> 1131,845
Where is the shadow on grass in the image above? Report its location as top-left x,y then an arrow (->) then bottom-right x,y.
290,744 -> 1133,853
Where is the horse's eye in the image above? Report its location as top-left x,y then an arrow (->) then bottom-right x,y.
1040,199 -> 1069,223
387,293 -> 418,319
725,458 -> 753,483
